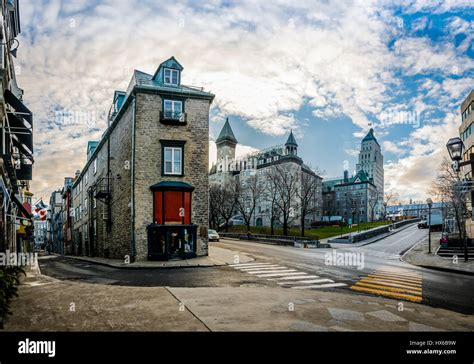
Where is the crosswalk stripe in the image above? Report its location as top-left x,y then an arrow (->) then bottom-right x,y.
359,278 -> 422,290
354,282 -> 421,295
376,270 -> 421,278
270,275 -> 315,281
368,272 -> 421,281
351,266 -> 423,303
366,275 -> 422,286
240,266 -> 285,271
278,278 -> 334,285
257,272 -> 303,278
351,285 -> 422,302
229,263 -> 272,268
292,283 -> 347,289
247,269 -> 296,274
231,261 -> 346,290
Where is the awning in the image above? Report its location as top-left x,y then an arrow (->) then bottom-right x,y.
150,181 -> 195,192
4,89 -> 33,125
11,193 -> 32,219
4,89 -> 34,161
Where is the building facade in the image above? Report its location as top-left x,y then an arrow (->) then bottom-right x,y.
458,89 -> 474,238
0,0 -> 34,254
323,129 -> 384,223
356,128 -> 384,219
70,57 -> 214,261
209,120 -> 323,228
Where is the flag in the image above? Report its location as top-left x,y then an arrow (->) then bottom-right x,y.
34,199 -> 47,213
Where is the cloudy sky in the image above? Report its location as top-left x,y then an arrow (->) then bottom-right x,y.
15,0 -> 473,203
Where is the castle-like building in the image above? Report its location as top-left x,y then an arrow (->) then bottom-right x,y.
209,119 -> 323,227
323,128 -> 385,223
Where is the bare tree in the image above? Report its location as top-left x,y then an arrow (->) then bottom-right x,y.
216,182 -> 237,232
262,167 -> 281,235
431,158 -> 468,248
383,190 -> 398,220
267,164 -> 299,235
209,185 -> 222,229
235,174 -> 262,234
368,190 -> 379,222
298,167 -> 322,236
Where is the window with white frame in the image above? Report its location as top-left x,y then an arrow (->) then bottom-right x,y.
84,198 -> 88,215
164,68 -> 179,85
164,147 -> 182,175
93,158 -> 97,175
163,99 -> 183,119
93,197 -> 97,209
84,172 -> 88,186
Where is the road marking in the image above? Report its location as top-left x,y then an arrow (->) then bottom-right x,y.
240,266 -> 285,271
269,275 -> 316,280
292,283 -> 347,289
229,263 -> 272,268
247,269 -> 297,274
230,262 -> 346,290
351,266 -> 422,303
278,278 -> 334,285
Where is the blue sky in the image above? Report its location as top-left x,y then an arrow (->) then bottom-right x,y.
14,0 -> 474,202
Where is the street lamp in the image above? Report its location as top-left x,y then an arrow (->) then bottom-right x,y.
426,198 -> 433,254
446,137 -> 471,263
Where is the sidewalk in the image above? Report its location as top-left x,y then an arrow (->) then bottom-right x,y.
54,245 -> 254,268
326,222 -> 417,249
402,232 -> 474,275
4,263 -> 473,331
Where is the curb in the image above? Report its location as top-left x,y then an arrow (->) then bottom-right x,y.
50,253 -> 227,270
400,237 -> 474,276
416,264 -> 474,276
358,222 -> 419,247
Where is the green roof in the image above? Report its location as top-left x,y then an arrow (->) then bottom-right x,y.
351,169 -> 370,183
285,130 -> 298,146
216,118 -> 238,144
362,128 -> 379,144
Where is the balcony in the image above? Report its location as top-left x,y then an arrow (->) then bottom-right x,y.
159,111 -> 187,125
92,176 -> 111,200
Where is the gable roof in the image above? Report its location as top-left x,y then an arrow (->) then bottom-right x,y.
152,56 -> 184,80
216,118 -> 238,144
351,169 -> 370,184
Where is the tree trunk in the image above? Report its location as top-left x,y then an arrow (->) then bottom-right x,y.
301,215 -> 305,237
225,220 -> 229,232
283,219 -> 288,236
270,216 -> 274,235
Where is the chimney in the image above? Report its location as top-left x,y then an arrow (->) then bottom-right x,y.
343,170 -> 349,183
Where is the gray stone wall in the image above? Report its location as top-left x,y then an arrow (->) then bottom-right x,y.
133,92 -> 211,260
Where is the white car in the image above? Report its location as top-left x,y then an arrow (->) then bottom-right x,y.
208,229 -> 220,242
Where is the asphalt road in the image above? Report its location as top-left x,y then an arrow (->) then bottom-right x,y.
215,224 -> 474,315
38,224 -> 474,314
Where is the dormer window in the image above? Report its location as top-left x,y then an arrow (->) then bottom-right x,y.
164,68 -> 179,86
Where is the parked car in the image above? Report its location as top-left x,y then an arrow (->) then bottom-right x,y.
208,229 -> 220,242
418,220 -> 427,229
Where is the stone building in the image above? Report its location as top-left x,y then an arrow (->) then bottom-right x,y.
209,120 -> 323,228
71,57 -> 214,261
0,0 -> 34,254
323,128 -> 384,223
323,170 -> 378,223
356,128 -> 384,218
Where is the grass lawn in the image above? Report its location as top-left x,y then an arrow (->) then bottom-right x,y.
224,221 -> 390,240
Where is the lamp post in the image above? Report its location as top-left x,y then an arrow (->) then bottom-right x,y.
446,137 -> 470,262
426,198 -> 433,254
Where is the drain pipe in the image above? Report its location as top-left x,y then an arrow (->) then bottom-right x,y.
130,96 -> 136,261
